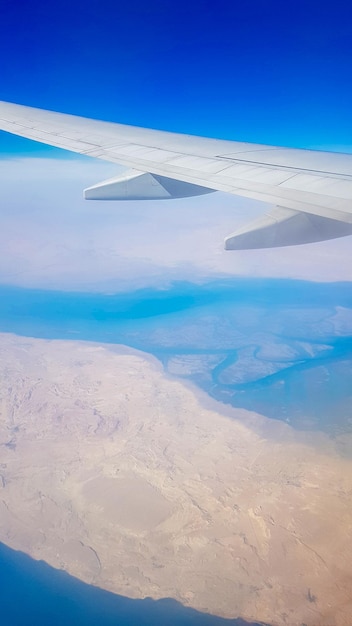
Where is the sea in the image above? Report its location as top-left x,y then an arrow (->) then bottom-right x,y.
0,542 -> 263,626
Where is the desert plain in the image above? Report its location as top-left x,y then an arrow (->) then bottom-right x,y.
0,332 -> 352,626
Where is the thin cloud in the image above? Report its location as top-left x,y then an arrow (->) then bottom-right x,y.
0,157 -> 351,291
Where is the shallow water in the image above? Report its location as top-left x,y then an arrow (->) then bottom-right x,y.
0,278 -> 351,435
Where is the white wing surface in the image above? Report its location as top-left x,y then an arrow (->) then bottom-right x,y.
1,100 -> 352,249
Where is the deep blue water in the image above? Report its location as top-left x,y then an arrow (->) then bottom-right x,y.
1,278 -> 352,435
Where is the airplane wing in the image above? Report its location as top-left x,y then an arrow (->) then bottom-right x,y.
1,100 -> 352,250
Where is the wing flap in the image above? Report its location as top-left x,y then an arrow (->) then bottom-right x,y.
84,169 -> 215,200
225,206 -> 352,250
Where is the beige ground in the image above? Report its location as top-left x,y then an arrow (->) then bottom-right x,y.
0,332 -> 352,625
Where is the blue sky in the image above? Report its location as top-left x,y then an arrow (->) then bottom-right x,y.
1,0 -> 352,152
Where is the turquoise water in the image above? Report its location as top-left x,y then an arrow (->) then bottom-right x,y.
1,277 -> 352,435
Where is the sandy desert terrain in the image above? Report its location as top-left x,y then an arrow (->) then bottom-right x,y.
0,332 -> 352,625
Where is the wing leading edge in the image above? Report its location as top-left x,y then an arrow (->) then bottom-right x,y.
1,100 -> 352,249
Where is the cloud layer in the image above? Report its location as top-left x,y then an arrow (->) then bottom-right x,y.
1,156 -> 351,292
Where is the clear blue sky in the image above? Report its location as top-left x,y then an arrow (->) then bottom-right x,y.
1,0 -> 351,151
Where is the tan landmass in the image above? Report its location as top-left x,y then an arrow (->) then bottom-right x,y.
0,332 -> 352,625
